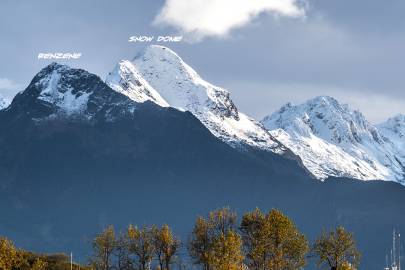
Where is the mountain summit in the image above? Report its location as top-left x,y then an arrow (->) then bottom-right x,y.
7,63 -> 137,121
106,45 -> 286,153
262,96 -> 405,183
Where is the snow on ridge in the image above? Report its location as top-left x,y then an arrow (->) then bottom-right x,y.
35,63 -> 92,115
0,96 -> 10,110
132,45 -> 240,120
378,114 -> 405,169
379,114 -> 405,137
262,96 -> 405,183
106,60 -> 169,107
110,45 -> 283,153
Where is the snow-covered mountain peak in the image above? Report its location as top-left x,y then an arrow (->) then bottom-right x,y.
263,95 -> 382,145
107,45 -> 284,153
8,63 -> 138,121
132,45 -> 240,120
133,45 -> 199,83
262,96 -> 404,182
379,114 -> 405,137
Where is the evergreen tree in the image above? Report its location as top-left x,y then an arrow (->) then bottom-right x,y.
312,227 -> 360,270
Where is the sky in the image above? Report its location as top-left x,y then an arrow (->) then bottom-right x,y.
0,0 -> 404,123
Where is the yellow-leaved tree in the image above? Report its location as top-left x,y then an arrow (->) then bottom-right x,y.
0,237 -> 18,270
153,224 -> 181,270
240,208 -> 309,270
312,226 -> 360,270
188,207 -> 244,270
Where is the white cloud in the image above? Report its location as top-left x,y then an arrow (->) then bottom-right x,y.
154,0 -> 305,39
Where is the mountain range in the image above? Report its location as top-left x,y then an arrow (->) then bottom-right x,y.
104,45 -> 405,185
0,45 -> 404,270
262,97 -> 405,183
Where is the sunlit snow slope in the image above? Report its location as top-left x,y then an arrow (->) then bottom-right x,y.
107,45 -> 285,153
262,96 -> 405,184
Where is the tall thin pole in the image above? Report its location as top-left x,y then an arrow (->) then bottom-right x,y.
71,252 -> 73,270
394,229 -> 397,268
399,233 -> 401,270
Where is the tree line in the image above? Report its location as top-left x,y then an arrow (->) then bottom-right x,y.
89,208 -> 361,270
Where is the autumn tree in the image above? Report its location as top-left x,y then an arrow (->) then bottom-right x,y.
240,209 -> 308,270
240,208 -> 267,270
188,217 -> 212,270
153,224 -> 181,270
31,258 -> 48,270
210,230 -> 244,270
127,225 -> 156,270
0,237 -> 19,270
312,226 -> 360,270
188,207 -> 244,270
114,232 -> 132,270
90,225 -> 116,270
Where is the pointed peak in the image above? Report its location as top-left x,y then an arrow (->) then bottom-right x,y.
379,114 -> 405,134
132,45 -> 198,79
134,45 -> 179,61
306,95 -> 342,108
387,114 -> 405,122
32,63 -> 92,86
39,62 -> 71,74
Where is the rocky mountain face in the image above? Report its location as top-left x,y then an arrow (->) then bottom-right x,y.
262,96 -> 405,184
6,63 -> 139,122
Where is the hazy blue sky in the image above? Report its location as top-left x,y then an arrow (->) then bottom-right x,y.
0,0 -> 404,123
